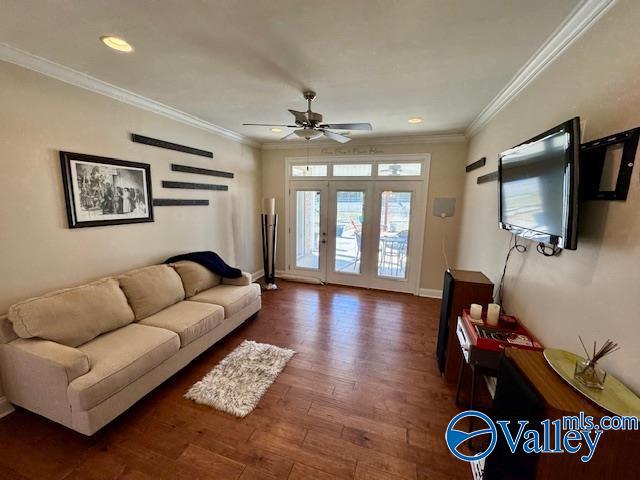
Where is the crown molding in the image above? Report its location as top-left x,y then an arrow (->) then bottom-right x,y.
0,43 -> 260,148
260,132 -> 466,150
466,0 -> 617,137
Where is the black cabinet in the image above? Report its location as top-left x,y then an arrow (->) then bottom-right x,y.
436,270 -> 493,382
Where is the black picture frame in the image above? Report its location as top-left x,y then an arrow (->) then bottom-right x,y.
60,151 -> 154,228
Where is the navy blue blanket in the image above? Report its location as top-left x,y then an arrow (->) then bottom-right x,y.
165,251 -> 242,278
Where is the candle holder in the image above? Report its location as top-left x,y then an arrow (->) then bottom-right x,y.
574,360 -> 607,390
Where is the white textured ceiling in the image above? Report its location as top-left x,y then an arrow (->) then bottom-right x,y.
0,0 -> 580,142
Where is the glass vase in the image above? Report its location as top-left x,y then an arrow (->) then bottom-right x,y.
574,360 -> 607,390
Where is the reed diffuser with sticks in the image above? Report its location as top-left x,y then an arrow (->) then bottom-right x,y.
574,337 -> 620,390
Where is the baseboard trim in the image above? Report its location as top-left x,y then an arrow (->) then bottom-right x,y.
418,288 -> 443,299
251,269 -> 265,282
252,269 -> 293,283
0,396 -> 15,419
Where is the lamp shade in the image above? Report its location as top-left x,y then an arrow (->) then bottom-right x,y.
262,198 -> 276,215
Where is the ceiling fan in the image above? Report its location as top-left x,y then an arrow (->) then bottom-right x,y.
243,91 -> 372,143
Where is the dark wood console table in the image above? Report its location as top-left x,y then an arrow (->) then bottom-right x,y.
484,348 -> 639,479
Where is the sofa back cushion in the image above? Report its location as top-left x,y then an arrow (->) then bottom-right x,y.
8,278 -> 134,347
118,265 -> 185,320
170,260 -> 221,298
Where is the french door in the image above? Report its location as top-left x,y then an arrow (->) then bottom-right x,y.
288,179 -> 425,293
369,181 -> 423,292
326,182 -> 373,288
289,181 -> 328,282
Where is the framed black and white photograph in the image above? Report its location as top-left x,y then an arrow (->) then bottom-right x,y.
60,151 -> 154,228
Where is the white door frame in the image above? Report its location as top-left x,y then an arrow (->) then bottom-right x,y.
326,181 -> 374,289
288,181 -> 329,281
368,180 -> 426,293
283,153 -> 431,295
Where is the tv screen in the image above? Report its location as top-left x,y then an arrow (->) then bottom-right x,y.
498,117 -> 580,249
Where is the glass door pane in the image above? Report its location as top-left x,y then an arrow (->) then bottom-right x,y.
334,191 -> 364,274
295,190 -> 321,269
377,191 -> 412,278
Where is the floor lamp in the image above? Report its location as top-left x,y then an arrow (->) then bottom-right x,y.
261,198 -> 278,290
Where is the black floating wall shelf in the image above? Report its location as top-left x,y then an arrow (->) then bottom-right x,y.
131,133 -> 213,158
153,199 -> 209,206
477,171 -> 498,184
171,163 -> 233,179
466,157 -> 486,172
162,180 -> 228,191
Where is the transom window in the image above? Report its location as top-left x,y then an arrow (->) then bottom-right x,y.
378,162 -> 422,176
289,156 -> 426,180
291,164 -> 328,177
333,164 -> 372,176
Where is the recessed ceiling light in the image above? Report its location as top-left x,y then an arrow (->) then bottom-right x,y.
408,117 -> 423,124
100,36 -> 133,52
270,128 -> 283,133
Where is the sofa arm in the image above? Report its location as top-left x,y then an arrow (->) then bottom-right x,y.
222,272 -> 252,287
0,314 -> 17,344
2,338 -> 90,383
0,338 -> 90,426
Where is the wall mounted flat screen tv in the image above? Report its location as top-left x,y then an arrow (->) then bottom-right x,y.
498,117 -> 580,250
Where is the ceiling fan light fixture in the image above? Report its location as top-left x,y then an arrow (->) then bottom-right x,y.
408,117 -> 423,124
100,35 -> 133,52
243,91 -> 372,143
294,129 -> 322,140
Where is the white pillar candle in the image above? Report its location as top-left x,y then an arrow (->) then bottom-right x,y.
263,197 -> 276,215
469,304 -> 482,320
487,303 -> 501,326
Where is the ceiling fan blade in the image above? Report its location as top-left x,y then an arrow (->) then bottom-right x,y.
242,123 -> 297,127
280,131 -> 298,141
319,123 -> 372,131
321,129 -> 351,144
288,109 -> 308,125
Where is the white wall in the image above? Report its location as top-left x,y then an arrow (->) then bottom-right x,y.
261,140 -> 468,291
0,60 -> 263,315
457,0 -> 640,392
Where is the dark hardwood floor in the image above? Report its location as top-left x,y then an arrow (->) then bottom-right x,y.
0,281 -> 470,480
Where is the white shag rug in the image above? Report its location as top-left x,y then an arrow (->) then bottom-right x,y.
185,340 -> 295,417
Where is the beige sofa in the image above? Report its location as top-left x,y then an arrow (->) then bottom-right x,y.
0,261 -> 261,435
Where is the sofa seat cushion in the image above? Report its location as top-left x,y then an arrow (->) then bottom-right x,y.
118,265 -> 185,320
139,301 -> 224,347
190,283 -> 261,318
68,324 -> 179,410
8,278 -> 134,347
221,272 -> 252,287
170,261 -> 221,298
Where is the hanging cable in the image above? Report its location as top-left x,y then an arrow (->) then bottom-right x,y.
496,233 -> 527,307
536,242 -> 561,257
439,216 -> 451,272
